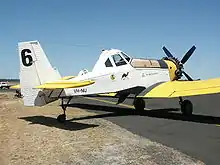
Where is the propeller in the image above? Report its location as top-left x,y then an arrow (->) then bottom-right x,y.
182,71 -> 193,81
162,45 -> 196,81
181,46 -> 196,64
162,46 -> 174,58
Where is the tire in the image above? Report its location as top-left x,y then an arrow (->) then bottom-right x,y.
133,98 -> 145,112
57,114 -> 66,123
181,100 -> 193,116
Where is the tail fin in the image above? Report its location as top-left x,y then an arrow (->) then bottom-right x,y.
19,41 -> 62,106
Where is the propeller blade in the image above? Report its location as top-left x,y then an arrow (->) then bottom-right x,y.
162,46 -> 174,58
181,46 -> 196,64
182,71 -> 193,81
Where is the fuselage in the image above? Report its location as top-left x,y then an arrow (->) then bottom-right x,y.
63,49 -> 178,96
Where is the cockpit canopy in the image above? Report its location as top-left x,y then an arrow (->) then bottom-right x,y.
92,49 -> 131,73
92,48 -> 168,74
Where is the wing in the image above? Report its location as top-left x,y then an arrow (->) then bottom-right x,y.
139,78 -> 220,98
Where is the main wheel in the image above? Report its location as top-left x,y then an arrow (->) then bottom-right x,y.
133,98 -> 145,113
57,114 -> 66,123
180,100 -> 193,116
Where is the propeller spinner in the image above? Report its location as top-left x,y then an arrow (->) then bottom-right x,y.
162,46 -> 196,81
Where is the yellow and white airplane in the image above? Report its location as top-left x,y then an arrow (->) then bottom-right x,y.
12,40 -> 220,123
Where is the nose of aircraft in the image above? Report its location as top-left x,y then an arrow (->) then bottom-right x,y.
162,46 -> 196,81
164,59 -> 178,81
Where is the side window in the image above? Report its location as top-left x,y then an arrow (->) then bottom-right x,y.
112,54 -> 127,66
105,58 -> 113,67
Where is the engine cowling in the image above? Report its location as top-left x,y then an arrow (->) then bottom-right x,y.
163,59 -> 178,81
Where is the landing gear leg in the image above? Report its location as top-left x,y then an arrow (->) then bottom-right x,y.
57,97 -> 72,123
179,97 -> 193,116
133,98 -> 145,114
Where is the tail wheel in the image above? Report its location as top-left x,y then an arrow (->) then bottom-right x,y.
57,114 -> 66,123
133,98 -> 145,112
180,100 -> 193,116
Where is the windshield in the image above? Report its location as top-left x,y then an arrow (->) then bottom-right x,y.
121,52 -> 131,62
112,54 -> 127,66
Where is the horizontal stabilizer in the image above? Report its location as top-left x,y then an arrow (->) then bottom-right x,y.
60,76 -> 76,80
10,84 -> 21,89
35,80 -> 95,89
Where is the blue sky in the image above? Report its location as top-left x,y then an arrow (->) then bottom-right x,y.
0,0 -> 219,79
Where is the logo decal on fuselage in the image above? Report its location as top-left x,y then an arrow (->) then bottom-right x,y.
121,72 -> 129,80
142,72 -> 158,77
110,74 -> 116,80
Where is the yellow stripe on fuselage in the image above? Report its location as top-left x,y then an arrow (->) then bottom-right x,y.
98,93 -> 117,97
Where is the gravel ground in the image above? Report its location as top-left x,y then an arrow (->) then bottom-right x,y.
0,92 -> 205,165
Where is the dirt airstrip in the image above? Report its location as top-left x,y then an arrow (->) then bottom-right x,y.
0,92 -> 204,165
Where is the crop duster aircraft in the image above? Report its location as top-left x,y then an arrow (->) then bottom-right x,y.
13,40 -> 220,123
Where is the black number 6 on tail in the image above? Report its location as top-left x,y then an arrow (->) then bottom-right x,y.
21,49 -> 33,67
